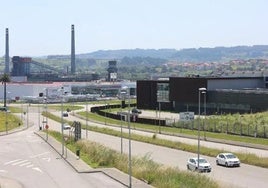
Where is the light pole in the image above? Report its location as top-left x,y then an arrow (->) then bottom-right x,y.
61,87 -> 64,156
86,96 -> 88,139
158,102 -> 161,133
123,86 -> 132,188
198,87 -> 206,169
128,87 -> 132,188
120,89 -> 126,154
21,102 -> 23,122
5,108 -> 8,134
120,98 -> 123,154
38,100 -> 40,130
203,91 -> 207,140
26,104 -> 29,128
105,103 -> 107,125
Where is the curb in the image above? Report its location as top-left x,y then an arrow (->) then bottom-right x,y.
34,131 -> 153,188
0,177 -> 23,188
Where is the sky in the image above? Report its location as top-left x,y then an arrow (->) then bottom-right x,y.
1,0 -> 268,56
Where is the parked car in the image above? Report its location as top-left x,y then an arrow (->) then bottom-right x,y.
187,157 -> 211,173
132,108 -> 142,114
216,153 -> 240,167
63,123 -> 71,130
63,112 -> 68,117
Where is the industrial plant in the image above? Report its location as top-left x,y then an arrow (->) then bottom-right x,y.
0,25 -> 132,102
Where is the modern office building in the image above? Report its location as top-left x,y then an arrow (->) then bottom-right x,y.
137,75 -> 268,114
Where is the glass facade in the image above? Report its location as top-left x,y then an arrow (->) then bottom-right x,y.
157,83 -> 169,102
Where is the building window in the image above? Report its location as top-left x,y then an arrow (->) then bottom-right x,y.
157,83 -> 169,102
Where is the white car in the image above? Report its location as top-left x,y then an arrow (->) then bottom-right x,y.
63,112 -> 69,117
187,157 -> 211,173
216,153 -> 240,167
63,124 -> 71,130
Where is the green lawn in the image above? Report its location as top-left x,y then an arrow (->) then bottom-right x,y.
77,110 -> 268,146
0,111 -> 22,132
45,111 -> 268,169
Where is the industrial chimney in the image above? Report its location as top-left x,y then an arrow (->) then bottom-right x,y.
5,28 -> 9,74
71,24 -> 75,74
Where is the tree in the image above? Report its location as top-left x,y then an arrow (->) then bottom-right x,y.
0,73 -> 11,108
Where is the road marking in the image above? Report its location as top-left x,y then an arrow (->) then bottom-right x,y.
42,157 -> 51,162
12,160 -> 29,166
26,164 -> 34,168
4,158 -> 43,173
19,162 -> 32,167
30,152 -> 50,158
32,167 -> 43,173
4,159 -> 22,165
0,170 -> 7,173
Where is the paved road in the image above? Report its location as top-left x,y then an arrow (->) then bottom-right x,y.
9,104 -> 268,188
53,105 -> 268,158
0,123 -> 126,188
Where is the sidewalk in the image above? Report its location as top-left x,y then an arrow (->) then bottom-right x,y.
0,177 -> 23,188
35,131 -> 152,188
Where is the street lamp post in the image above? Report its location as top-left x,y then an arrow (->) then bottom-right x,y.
120,90 -> 126,154
5,109 -> 8,134
122,86 -> 132,187
105,104 -> 107,125
61,87 -> 64,156
127,88 -> 132,188
38,101 -> 40,131
120,99 -> 123,154
198,87 -> 206,169
203,91 -> 207,140
26,104 -> 29,128
158,102 -> 161,133
86,96 -> 88,139
5,92 -> 9,134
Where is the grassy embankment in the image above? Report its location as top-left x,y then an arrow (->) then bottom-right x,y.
48,130 -> 219,188
45,110 -> 268,169
8,102 -> 266,168
0,106 -> 22,132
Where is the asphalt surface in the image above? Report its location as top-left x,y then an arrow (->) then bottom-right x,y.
0,108 -> 152,188
0,127 -> 129,188
34,131 -> 152,188
2,104 -> 268,188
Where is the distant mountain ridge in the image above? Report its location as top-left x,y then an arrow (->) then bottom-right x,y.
48,45 -> 268,62
77,48 -> 177,59
172,45 -> 268,62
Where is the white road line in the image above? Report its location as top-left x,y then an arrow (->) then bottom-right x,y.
42,157 -> 51,162
32,167 -> 43,173
26,164 -> 34,168
4,159 -> 22,165
0,170 -> 7,173
12,160 -> 29,166
19,162 -> 32,167
30,152 -> 50,158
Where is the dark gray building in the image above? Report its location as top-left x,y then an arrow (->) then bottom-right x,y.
137,75 -> 268,114
107,60 -> 118,82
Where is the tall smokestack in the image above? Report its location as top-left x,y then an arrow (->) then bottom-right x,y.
5,28 -> 9,74
71,24 -> 75,74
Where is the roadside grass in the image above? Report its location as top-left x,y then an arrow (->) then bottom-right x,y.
45,112 -> 268,168
85,99 -> 136,105
77,110 -> 268,146
46,104 -> 84,111
48,130 -> 219,188
0,112 -> 22,132
7,106 -> 22,113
